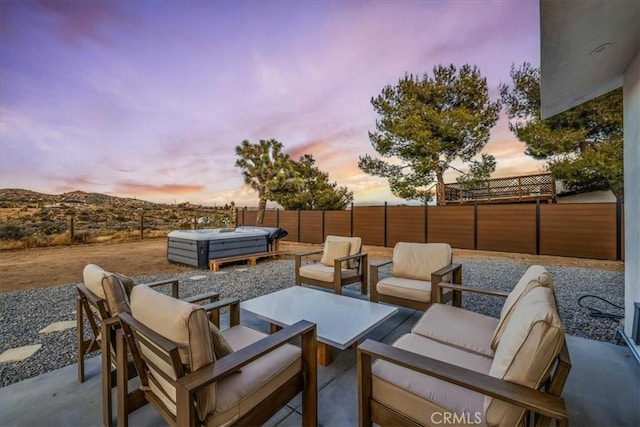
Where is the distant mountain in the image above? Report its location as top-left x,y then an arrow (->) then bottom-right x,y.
0,188 -> 162,208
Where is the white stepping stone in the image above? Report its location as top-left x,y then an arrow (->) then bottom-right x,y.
189,275 -> 208,280
0,344 -> 42,363
235,268 -> 248,272
39,321 -> 76,333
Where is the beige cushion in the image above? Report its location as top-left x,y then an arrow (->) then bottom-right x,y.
373,333 -> 491,426
412,304 -> 498,357
320,240 -> 351,268
491,265 -> 553,350
484,287 -> 564,427
391,243 -> 452,281
101,275 -> 131,316
130,285 -> 215,421
322,235 -> 362,268
83,264 -> 108,300
209,322 -> 234,359
376,276 -> 437,303
206,325 -> 302,426
299,263 -> 359,283
113,272 -> 136,296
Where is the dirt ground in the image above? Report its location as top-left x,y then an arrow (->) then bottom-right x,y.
0,238 -> 624,293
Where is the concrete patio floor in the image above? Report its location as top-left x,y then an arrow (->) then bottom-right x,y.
1,289 -> 638,427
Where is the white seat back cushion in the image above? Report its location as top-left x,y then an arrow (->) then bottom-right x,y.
392,243 -> 451,281
491,265 -> 553,350
83,263 -> 108,300
130,285 -> 215,421
322,235 -> 362,268
484,287 -> 564,427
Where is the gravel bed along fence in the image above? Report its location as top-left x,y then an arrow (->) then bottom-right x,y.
0,257 -> 624,387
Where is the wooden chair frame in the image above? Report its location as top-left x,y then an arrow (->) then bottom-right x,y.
369,261 -> 462,310
76,278 -> 218,427
117,297 -> 318,427
295,248 -> 369,295
357,338 -> 571,427
358,277 -> 572,427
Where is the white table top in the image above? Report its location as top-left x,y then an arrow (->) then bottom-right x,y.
241,286 -> 398,350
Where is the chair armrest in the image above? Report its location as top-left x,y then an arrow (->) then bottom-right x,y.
176,320 -> 316,391
358,339 -> 568,423
369,258 -> 392,302
370,258 -> 393,268
183,291 -> 219,305
144,278 -> 179,298
294,249 -> 324,259
335,252 -> 368,263
202,297 -> 241,328
431,263 -> 462,305
436,283 -> 510,299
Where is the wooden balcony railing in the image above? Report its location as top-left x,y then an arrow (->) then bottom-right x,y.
444,173 -> 556,204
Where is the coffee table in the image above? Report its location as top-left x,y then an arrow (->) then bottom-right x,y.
241,286 -> 398,365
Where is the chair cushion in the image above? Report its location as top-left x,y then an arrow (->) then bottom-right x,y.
376,276 -> 434,303
320,240 -> 351,268
484,287 -> 564,427
372,333 -> 491,426
101,275 -> 131,316
299,263 -> 359,283
412,304 -> 498,357
209,322 -> 234,359
491,265 -> 553,350
113,272 -> 136,296
391,243 -> 452,281
83,264 -> 108,300
322,235 -> 362,268
206,325 -> 302,426
130,285 -> 215,421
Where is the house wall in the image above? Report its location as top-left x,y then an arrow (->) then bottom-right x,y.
623,50 -> 640,349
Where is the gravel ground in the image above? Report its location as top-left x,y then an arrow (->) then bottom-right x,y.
0,258 -> 624,387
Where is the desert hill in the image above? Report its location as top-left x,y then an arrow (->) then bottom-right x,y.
0,188 -> 163,208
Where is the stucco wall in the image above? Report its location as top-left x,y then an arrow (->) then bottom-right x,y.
623,50 -> 640,347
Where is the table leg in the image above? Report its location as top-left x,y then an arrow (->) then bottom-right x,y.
270,323 -> 282,334
317,343 -> 332,366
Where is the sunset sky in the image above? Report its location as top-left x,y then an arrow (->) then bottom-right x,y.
0,0 -> 546,207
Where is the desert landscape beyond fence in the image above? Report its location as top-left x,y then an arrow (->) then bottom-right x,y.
237,202 -> 624,261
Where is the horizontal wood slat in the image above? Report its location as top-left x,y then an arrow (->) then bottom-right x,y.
299,211 -> 323,244
477,204 -> 536,254
540,204 -> 617,260
386,206 -> 426,246
427,206 -> 474,249
353,207 -> 385,246
324,211 -> 351,239
278,211 -> 299,242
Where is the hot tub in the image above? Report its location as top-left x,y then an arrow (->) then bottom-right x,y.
167,227 -> 287,268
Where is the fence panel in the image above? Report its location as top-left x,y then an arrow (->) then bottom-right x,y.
477,204 -> 536,254
278,210 -> 299,242
427,205 -> 474,249
353,206 -> 385,246
299,211 -> 323,243
263,210 -> 278,227
540,204 -> 617,260
242,210 -> 258,226
324,211 -> 351,239
387,206 -> 426,246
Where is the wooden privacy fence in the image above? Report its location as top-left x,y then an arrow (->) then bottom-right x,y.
236,201 -> 624,261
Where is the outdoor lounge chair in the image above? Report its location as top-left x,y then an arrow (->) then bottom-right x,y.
115,283 -> 318,426
369,242 -> 461,310
358,266 -> 571,427
295,235 -> 369,295
77,263 -> 219,427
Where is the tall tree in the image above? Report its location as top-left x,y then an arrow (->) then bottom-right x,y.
272,154 -> 353,210
499,62 -> 624,200
235,139 -> 295,226
359,64 -> 501,205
